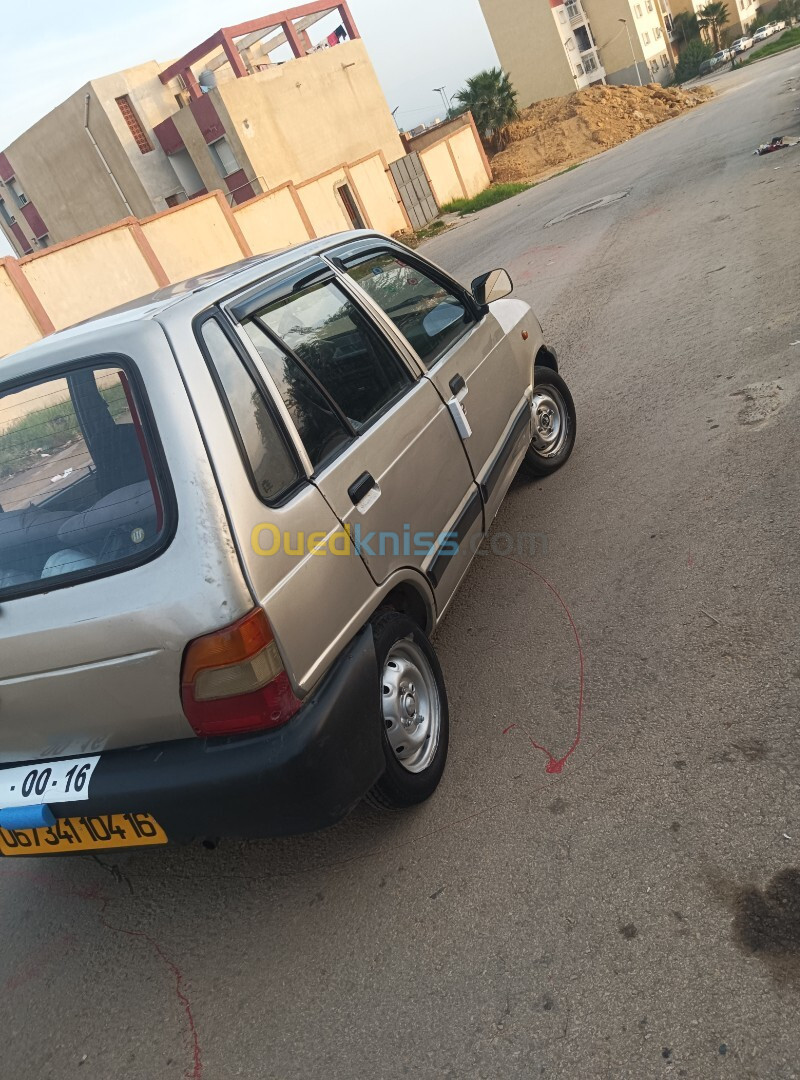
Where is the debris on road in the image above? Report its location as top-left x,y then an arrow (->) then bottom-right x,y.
753,135 -> 797,155
491,83 -> 714,185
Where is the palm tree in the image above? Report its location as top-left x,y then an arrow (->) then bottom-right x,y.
672,11 -> 700,44
697,2 -> 730,49
451,68 -> 519,151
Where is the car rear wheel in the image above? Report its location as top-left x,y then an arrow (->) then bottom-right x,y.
523,366 -> 577,477
365,612 -> 449,811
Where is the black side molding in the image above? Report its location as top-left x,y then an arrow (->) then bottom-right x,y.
427,489 -> 483,589
480,405 -> 531,505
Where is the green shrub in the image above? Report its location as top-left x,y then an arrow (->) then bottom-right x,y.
675,38 -> 714,81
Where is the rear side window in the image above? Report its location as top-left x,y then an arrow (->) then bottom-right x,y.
240,279 -> 414,471
256,282 -> 412,429
199,318 -> 302,503
346,252 -> 471,369
244,321 -> 352,471
0,363 -> 167,598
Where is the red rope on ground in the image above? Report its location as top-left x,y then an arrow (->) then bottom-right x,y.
496,555 -> 584,774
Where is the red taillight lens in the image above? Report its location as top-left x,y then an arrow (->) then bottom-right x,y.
180,609 -> 301,737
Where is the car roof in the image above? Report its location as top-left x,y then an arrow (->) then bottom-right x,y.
0,229 -> 385,380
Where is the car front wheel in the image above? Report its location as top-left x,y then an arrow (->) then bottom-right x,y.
365,612 -> 449,811
523,366 -> 577,477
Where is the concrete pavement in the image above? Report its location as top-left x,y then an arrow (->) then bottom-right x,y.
2,49 -> 800,1080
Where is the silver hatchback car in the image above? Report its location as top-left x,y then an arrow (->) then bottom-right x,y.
0,231 -> 576,855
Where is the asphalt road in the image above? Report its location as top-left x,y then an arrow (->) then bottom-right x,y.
3,50 -> 800,1080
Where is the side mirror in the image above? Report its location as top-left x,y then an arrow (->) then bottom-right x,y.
471,268 -> 513,309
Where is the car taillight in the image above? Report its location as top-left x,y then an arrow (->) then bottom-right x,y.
180,608 -> 301,737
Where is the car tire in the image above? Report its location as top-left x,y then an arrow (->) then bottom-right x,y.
522,366 -> 577,478
365,612 -> 449,811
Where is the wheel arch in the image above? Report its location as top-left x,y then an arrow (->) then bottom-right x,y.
535,345 -> 559,373
374,576 -> 436,636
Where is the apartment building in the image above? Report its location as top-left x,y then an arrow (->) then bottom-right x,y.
0,1 -> 405,257
668,0 -> 763,39
478,0 -> 677,107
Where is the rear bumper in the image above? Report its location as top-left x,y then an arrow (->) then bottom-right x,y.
48,625 -> 384,839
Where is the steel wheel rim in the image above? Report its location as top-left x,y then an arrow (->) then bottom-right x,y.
531,385 -> 569,459
381,637 -> 440,774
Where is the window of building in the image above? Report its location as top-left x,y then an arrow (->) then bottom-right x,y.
558,10 -> 567,23
0,196 -> 15,227
643,30 -> 651,43
208,136 -> 240,178
574,24 -> 593,51
199,318 -> 303,502
115,95 -> 154,155
635,4 -> 643,16
646,0 -> 654,10
36,234 -> 50,248
654,25 -> 662,38
167,148 -> 205,198
7,178 -> 27,208
661,52 -> 670,67
346,251 -> 472,371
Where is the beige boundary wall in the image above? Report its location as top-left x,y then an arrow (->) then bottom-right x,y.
405,114 -> 493,208
0,149 -> 414,359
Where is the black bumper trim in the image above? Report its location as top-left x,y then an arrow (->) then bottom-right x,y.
46,625 -> 384,839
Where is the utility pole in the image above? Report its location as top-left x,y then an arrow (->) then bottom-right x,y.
619,18 -> 643,86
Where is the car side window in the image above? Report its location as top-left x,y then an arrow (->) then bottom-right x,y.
199,318 -> 303,503
346,252 -> 471,369
242,320 -> 353,471
244,279 -> 413,446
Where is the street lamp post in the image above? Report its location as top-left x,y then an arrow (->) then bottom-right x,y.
619,18 -> 643,86
433,86 -> 450,115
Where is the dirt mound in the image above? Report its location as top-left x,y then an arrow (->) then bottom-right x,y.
492,83 -> 713,185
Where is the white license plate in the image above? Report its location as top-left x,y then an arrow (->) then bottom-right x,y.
0,756 -> 99,809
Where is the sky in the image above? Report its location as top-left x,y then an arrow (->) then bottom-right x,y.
0,0 -> 499,255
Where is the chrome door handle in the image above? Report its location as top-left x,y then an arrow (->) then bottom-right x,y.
447,397 -> 472,439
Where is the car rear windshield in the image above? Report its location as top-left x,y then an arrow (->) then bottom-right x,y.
0,361 -> 168,599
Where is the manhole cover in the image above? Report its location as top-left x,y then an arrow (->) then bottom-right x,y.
544,190 -> 630,227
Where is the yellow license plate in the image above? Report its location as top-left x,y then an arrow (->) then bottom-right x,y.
0,813 -> 167,856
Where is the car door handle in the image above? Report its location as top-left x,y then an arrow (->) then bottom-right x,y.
447,397 -> 472,440
348,471 -> 378,506
449,373 -> 467,398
